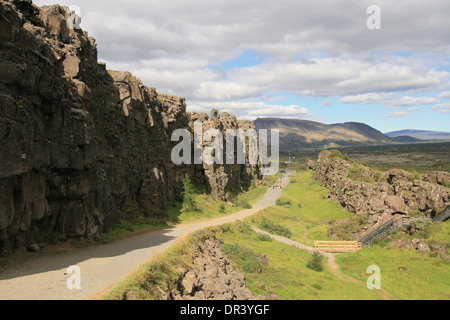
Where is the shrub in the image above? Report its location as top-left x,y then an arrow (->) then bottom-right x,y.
254,234 -> 273,242
234,198 -> 252,209
347,168 -> 362,180
407,217 -> 433,237
259,217 -> 294,239
236,221 -> 253,235
182,175 -> 197,212
307,251 -> 325,272
219,203 -> 226,213
276,199 -> 292,206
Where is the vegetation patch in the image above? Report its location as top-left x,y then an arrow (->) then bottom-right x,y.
102,233 -> 198,300
336,243 -> 450,300
247,170 -> 353,246
259,217 -> 294,239
276,198 -> 292,207
217,221 -> 382,300
220,242 -> 263,274
306,251 -> 325,272
328,214 -> 369,241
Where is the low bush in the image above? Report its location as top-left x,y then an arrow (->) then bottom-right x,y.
276,199 -> 292,206
406,217 -> 433,237
233,198 -> 252,209
259,217 -> 294,239
307,251 -> 325,272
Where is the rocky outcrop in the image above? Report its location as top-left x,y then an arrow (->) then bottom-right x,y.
387,238 -> 448,258
424,171 -> 450,187
188,110 -> 261,201
0,1 -> 261,253
310,151 -> 450,240
169,238 -> 258,300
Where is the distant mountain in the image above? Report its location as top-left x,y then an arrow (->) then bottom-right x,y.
386,130 -> 450,141
390,135 -> 423,143
254,118 -> 393,150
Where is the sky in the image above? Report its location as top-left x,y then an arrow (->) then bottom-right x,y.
33,0 -> 450,133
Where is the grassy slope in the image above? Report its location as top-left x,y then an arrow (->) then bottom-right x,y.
218,223 -> 382,300
246,170 -> 353,246
229,169 -> 449,300
336,222 -> 450,300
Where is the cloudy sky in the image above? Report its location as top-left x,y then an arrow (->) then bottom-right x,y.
34,0 -> 450,133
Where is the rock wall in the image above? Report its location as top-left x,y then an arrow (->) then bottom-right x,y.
309,151 -> 450,239
168,238 -> 258,300
0,0 -> 261,253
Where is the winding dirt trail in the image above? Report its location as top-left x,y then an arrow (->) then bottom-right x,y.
251,227 -> 398,300
0,172 -> 293,300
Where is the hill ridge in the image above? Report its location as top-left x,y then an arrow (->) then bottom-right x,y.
254,117 -> 392,150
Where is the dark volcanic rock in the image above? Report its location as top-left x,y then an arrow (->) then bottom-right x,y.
170,238 -> 258,300
310,151 -> 450,240
0,1 -> 262,253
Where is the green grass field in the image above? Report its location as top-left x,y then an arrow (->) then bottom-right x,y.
218,222 -> 383,300
246,170 -> 353,246
336,242 -> 450,300
234,169 -> 450,300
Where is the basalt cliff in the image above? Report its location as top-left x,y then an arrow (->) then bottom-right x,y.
0,0 -> 261,253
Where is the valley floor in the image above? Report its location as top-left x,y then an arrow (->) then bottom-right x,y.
1,168 -> 448,300
104,169 -> 450,300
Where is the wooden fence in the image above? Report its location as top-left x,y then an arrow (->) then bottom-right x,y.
314,241 -> 362,253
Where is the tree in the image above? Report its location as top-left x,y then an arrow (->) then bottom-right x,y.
182,174 -> 197,212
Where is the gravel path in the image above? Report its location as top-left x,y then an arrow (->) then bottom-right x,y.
0,172 -> 293,300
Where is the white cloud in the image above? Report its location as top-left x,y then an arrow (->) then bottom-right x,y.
383,111 -> 412,118
188,101 -> 313,121
32,0 -> 450,124
341,93 -> 442,107
340,93 -> 396,105
386,96 -> 440,107
320,99 -> 333,107
232,58 -> 449,99
432,103 -> 450,114
439,91 -> 450,100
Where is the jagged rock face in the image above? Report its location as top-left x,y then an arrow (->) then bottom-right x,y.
188,111 -> 260,201
0,1 -> 261,253
169,239 -> 257,300
311,151 -> 450,240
